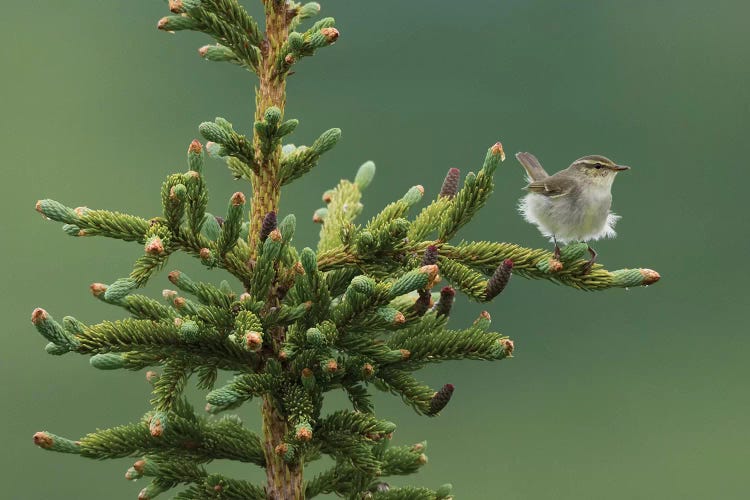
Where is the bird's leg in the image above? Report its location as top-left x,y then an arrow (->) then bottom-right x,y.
582,245 -> 597,274
553,237 -> 561,261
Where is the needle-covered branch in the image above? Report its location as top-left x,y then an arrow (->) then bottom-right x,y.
34,412 -> 265,466
160,0 -> 262,71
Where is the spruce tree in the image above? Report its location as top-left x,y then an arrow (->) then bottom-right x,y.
31,1 -> 660,498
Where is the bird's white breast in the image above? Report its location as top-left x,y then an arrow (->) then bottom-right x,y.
518,189 -> 619,244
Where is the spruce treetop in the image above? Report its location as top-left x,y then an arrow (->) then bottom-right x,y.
31,1 -> 659,499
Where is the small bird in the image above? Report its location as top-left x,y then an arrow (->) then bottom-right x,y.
516,152 -> 630,273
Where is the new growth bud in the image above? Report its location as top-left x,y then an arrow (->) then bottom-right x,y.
188,139 -> 202,154
420,264 -> 440,289
168,0 -> 184,13
295,422 -> 313,442
354,161 -> 376,190
321,27 -> 339,43
268,228 -> 282,242
244,331 -> 263,351
501,338 -> 515,356
33,431 -> 80,454
149,413 -> 166,437
32,431 -> 53,449
144,236 -> 165,255
473,310 -> 492,331
312,208 -> 327,223
640,269 -> 661,285
230,192 -> 246,206
491,141 -> 506,161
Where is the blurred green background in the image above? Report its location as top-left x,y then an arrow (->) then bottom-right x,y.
2,0 -> 748,498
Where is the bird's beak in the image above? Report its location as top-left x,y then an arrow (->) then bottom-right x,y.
611,164 -> 630,171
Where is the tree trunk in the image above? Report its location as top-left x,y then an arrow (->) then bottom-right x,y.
253,3 -> 302,498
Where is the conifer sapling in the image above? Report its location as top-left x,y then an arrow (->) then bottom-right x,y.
30,1 -> 660,499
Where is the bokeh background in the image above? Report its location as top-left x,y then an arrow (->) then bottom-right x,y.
2,1 -> 749,498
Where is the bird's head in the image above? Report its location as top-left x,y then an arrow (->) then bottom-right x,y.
569,155 -> 630,187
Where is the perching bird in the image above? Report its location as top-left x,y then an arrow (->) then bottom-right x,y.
516,152 -> 630,273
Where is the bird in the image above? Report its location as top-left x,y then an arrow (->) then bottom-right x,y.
516,152 -> 630,273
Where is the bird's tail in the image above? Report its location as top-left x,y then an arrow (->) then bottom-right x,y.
515,152 -> 549,182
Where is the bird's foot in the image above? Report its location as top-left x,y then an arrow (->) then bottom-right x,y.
553,241 -> 561,261
580,246 -> 597,274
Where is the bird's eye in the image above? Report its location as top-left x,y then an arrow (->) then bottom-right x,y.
594,163 -> 602,169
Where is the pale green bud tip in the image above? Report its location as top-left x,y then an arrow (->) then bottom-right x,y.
313,207 -> 327,223
104,278 -> 137,301
206,387 -> 240,407
302,2 -> 321,15
90,353 -> 126,370
205,141 -> 225,158
436,483 -> 453,498
264,106 -> 282,125
313,128 -> 341,153
199,121 -> 229,143
322,189 -> 335,203
612,268 -> 660,287
355,161 -> 376,190
139,482 -> 168,500
33,431 -> 80,453
125,467 -> 142,481
179,320 -> 200,339
300,247 -> 317,274
169,183 -> 187,201
306,327 -> 324,344
279,214 -> 297,240
45,342 -> 69,355
350,275 -> 375,294
35,199 -> 79,223
402,185 -> 425,205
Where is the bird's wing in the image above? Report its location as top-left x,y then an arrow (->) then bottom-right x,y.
515,152 -> 550,181
525,175 -> 574,198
